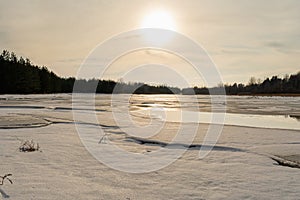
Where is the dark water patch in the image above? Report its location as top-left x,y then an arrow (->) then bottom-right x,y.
44,118 -> 120,129
126,137 -> 168,146
126,136 -> 244,152
283,142 -> 300,145
54,107 -> 106,112
134,104 -> 151,108
0,116 -> 120,130
0,105 -> 46,109
0,114 -> 51,129
0,123 -> 50,129
106,130 -> 126,135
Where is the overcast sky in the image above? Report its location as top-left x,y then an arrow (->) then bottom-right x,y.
0,0 -> 299,87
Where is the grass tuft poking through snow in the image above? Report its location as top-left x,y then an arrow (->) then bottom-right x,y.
19,139 -> 40,152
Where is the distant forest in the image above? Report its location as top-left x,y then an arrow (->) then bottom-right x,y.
182,73 -> 300,95
182,72 -> 300,95
0,50 -> 299,95
0,50 -> 179,94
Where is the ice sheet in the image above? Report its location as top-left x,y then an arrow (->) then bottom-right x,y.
0,94 -> 299,199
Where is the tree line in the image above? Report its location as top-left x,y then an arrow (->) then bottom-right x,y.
0,50 -> 299,95
0,50 -> 179,94
182,73 -> 300,95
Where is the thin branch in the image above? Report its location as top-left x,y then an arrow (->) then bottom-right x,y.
271,157 -> 300,169
0,174 -> 13,185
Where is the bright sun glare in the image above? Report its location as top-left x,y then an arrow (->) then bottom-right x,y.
141,10 -> 176,31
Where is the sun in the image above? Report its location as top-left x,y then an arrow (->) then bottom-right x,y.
141,10 -> 176,31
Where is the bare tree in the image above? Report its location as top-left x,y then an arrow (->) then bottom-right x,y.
248,77 -> 257,85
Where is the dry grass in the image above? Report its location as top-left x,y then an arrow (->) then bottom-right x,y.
19,139 -> 40,152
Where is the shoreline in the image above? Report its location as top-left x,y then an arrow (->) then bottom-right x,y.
0,93 -> 300,97
237,93 -> 300,97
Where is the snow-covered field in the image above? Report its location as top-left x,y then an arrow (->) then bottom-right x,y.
0,94 -> 299,199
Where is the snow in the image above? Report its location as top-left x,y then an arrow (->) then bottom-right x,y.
0,94 -> 299,199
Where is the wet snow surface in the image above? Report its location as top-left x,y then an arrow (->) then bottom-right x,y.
0,94 -> 299,199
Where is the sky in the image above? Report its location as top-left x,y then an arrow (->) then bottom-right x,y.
0,0 -> 299,88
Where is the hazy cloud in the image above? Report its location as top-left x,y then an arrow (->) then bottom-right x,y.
0,0 -> 299,86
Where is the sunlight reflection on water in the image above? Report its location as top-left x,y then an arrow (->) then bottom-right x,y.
132,105 -> 300,131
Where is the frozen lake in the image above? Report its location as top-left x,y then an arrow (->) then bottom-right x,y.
0,94 -> 299,199
1,94 -> 299,130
